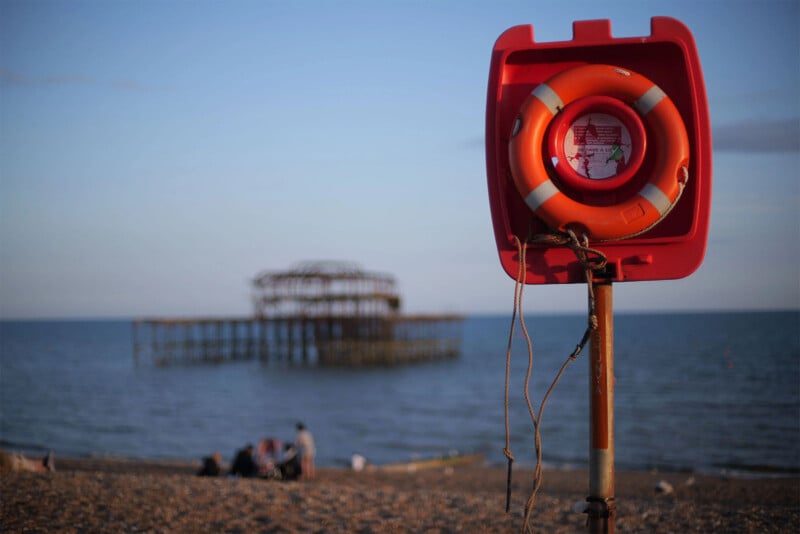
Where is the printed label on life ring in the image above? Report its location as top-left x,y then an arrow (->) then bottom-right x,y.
563,112 -> 632,180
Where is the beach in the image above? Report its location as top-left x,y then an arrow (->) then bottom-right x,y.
2,456 -> 798,533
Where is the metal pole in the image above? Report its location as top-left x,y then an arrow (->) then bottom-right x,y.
587,282 -> 615,533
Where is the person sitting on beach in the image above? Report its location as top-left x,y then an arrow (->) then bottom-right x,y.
256,438 -> 282,477
229,444 -> 259,478
277,444 -> 301,481
295,422 -> 316,480
0,450 -> 55,474
197,451 -> 223,477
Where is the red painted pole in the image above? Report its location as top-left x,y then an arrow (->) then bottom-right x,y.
587,282 -> 615,533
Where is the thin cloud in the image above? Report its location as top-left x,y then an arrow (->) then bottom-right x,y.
459,136 -> 485,151
0,68 -> 152,92
1,68 -> 89,85
713,118 -> 800,153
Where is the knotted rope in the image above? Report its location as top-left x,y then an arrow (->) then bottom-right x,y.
502,229 -> 608,533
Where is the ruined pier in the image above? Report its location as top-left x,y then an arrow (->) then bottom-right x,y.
133,262 -> 462,366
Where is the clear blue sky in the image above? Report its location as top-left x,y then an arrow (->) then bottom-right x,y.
1,0 -> 798,319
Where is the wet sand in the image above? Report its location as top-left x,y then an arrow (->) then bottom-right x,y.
2,456 -> 798,533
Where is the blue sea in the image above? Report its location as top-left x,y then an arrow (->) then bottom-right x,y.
1,312 -> 798,477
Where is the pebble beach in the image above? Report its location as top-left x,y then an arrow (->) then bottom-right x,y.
2,455 -> 798,533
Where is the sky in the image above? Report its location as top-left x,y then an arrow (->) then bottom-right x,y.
0,0 -> 798,319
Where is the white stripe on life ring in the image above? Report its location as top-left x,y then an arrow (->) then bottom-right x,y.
524,180 -> 559,212
639,182 -> 672,215
532,84 -> 563,116
635,86 -> 666,115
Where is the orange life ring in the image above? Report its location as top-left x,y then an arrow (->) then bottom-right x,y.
508,64 -> 690,241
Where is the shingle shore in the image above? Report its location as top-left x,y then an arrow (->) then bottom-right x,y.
2,456 -> 798,533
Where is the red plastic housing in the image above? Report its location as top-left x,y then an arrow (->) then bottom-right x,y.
485,17 -> 712,284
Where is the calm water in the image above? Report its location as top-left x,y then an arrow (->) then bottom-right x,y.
1,312 -> 798,476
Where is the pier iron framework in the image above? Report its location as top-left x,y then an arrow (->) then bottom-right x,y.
133,261 -> 462,366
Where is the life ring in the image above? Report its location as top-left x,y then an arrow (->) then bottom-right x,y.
508,64 -> 690,241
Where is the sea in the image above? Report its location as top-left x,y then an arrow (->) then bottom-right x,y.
1,311 -> 798,477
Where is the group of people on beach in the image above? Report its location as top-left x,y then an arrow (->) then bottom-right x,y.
198,422 -> 315,482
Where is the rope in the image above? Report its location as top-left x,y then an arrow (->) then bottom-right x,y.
502,235 -> 526,512
502,228 -> 608,534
